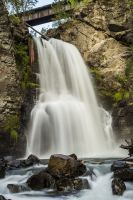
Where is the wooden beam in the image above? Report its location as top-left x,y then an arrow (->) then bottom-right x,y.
25,22 -> 49,40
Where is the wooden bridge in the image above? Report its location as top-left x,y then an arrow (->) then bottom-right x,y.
23,3 -> 71,26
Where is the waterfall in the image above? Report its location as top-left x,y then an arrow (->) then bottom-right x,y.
27,38 -> 116,157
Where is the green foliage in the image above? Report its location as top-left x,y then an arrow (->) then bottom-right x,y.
9,15 -> 20,25
114,74 -> 128,86
52,0 -> 70,20
27,82 -> 39,88
15,43 -> 29,68
52,0 -> 90,21
6,0 -> 38,14
67,0 -> 79,7
114,92 -> 122,102
128,0 -> 133,6
14,37 -> 37,90
21,66 -> 31,89
4,115 -> 19,132
10,130 -> 18,142
4,115 -> 19,142
125,58 -> 133,77
114,90 -> 129,102
90,68 -> 104,82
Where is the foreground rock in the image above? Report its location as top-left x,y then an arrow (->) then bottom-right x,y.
0,159 -> 6,178
56,178 -> 90,192
111,159 -> 133,182
7,184 -> 29,193
112,178 -> 126,195
26,154 -> 89,192
27,171 -> 55,190
0,154 -> 40,179
111,161 -> 129,172
48,154 -> 86,178
7,154 -> 40,170
0,196 -> 9,200
114,168 -> 133,181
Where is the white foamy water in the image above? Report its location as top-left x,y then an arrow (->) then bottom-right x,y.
1,161 -> 133,200
27,38 -> 118,158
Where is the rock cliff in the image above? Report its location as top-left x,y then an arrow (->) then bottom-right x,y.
48,0 -> 133,139
0,1 -> 33,157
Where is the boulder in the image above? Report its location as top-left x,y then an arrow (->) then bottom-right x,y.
48,154 -> 86,178
112,178 -> 126,195
0,158 -> 6,178
7,184 -> 29,193
69,154 -> 78,160
27,171 -> 55,190
7,155 -> 40,170
0,166 -> 6,179
111,161 -> 129,172
7,160 -> 22,170
56,178 -> 90,192
114,168 -> 133,181
0,196 -> 9,200
24,154 -> 40,167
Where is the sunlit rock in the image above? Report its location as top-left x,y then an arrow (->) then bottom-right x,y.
48,154 -> 86,178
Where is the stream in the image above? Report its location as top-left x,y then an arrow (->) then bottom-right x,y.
0,159 -> 133,200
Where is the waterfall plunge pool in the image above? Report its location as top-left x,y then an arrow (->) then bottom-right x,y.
1,158 -> 133,200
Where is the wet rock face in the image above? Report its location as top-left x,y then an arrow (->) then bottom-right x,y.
112,178 -> 126,195
0,1 -> 27,157
0,2 -> 22,131
112,105 -> 133,140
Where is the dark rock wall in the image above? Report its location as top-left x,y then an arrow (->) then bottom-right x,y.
0,2 -> 35,157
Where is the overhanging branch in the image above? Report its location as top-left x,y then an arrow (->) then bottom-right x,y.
25,22 -> 49,40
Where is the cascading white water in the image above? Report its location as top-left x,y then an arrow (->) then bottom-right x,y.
27,38 -> 116,157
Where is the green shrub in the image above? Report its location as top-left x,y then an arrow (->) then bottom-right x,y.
4,115 -> 19,142
27,82 -> 39,88
114,74 -> 127,86
9,15 -> 20,25
10,130 -> 18,142
113,90 -> 129,102
90,68 -> 104,82
114,92 -> 122,102
15,44 -> 29,68
4,115 -> 19,132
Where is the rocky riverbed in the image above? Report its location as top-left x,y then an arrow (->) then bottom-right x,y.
0,154 -> 133,200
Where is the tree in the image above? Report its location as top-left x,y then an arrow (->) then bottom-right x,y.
5,0 -> 38,14
52,0 -> 90,21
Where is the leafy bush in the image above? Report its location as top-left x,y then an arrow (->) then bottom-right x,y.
4,115 -> 19,142
10,130 -> 18,142
15,43 -> 29,68
9,15 -> 20,25
114,90 -> 129,102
